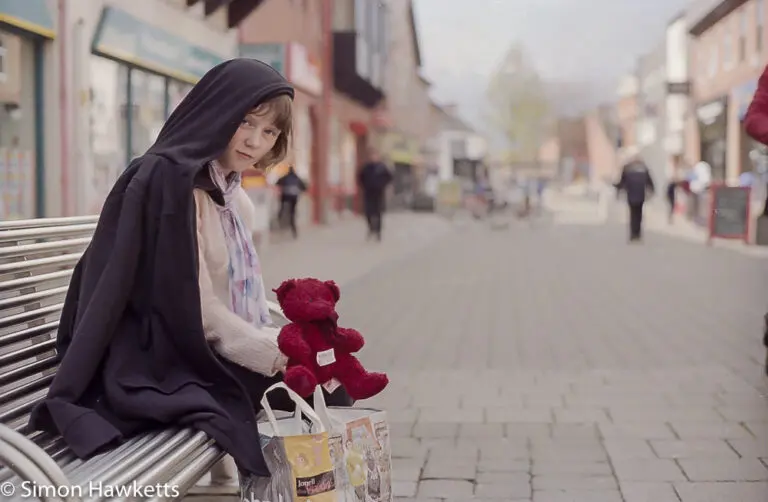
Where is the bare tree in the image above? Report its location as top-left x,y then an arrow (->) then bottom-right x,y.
486,43 -> 553,164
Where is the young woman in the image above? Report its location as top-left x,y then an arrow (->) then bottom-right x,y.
29,59 -> 351,493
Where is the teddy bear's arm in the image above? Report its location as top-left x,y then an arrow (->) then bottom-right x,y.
335,327 -> 365,353
277,324 -> 314,362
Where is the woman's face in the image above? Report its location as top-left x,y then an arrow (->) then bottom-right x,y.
219,108 -> 281,174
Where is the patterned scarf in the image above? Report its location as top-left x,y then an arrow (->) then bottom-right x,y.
208,161 -> 273,327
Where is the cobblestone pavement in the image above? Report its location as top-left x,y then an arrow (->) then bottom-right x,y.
333,210 -> 768,502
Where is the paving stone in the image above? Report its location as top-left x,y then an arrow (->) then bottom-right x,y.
599,422 -> 677,440
553,408 -> 611,424
619,482 -> 682,502
611,459 -> 686,482
505,423 -> 553,439
649,439 -> 740,459
418,407 -> 485,424
677,458 -> 768,481
668,421 -> 754,440
392,481 -> 418,498
533,490 -> 623,502
475,481 -> 533,499
422,462 -> 476,480
458,423 -> 505,438
531,460 -> 613,476
603,439 -> 657,460
417,479 -> 474,498
726,438 -> 768,457
478,457 -> 531,472
532,474 -> 618,491
674,481 -> 768,501
412,423 -> 458,439
486,407 -> 554,423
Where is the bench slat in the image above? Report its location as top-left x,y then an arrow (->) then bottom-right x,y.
0,356 -> 58,388
0,287 -> 68,312
0,237 -> 91,259
0,338 -> 56,368
0,373 -> 54,406
0,321 -> 58,349
0,270 -> 73,292
0,303 -> 62,331
0,253 -> 81,274
0,224 -> 97,243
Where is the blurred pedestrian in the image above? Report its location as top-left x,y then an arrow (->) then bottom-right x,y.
666,178 -> 677,224
358,147 -> 393,241
275,165 -> 307,238
615,153 -> 655,242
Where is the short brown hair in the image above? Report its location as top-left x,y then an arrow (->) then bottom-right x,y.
252,94 -> 293,171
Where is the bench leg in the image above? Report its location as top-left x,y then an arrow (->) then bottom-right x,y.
210,455 -> 237,485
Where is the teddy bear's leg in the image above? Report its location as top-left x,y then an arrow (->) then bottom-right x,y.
333,355 -> 389,401
283,364 -> 318,398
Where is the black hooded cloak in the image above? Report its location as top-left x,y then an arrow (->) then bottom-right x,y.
28,58 -> 295,476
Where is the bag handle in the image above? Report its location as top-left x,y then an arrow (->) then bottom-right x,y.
260,382 -> 326,436
312,385 -> 345,430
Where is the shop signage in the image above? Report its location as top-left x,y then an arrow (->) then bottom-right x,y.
92,6 -> 225,84
0,0 -> 54,38
666,81 -> 691,95
239,43 -> 286,74
239,42 -> 322,96
287,42 -> 322,96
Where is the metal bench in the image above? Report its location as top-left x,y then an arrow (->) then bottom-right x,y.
0,216 -> 255,501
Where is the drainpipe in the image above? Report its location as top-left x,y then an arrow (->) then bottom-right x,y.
58,0 -> 70,216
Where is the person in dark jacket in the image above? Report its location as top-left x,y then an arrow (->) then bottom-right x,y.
27,59 -> 353,488
615,155 -> 656,242
276,165 -> 307,238
358,147 -> 393,241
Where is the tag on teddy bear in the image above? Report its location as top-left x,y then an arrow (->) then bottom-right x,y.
316,348 -> 336,367
322,378 -> 342,393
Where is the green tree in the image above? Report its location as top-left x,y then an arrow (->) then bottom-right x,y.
486,43 -> 553,163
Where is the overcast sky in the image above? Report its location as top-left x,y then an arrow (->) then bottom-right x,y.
413,0 -> 693,130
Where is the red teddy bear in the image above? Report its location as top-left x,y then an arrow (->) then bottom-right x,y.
273,278 -> 389,400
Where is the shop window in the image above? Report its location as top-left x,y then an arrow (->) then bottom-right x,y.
739,8 -> 747,62
130,70 -> 166,159
88,56 -> 129,213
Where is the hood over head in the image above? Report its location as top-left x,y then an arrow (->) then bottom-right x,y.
147,58 -> 294,166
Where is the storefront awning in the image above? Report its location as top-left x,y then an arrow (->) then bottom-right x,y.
0,0 -> 55,39
92,6 -> 226,84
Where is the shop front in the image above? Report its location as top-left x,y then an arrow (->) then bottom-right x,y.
86,5 -> 226,213
0,0 -> 54,220
240,41 -> 323,226
696,96 -> 728,182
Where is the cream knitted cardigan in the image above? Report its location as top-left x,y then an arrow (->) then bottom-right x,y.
194,187 -> 288,376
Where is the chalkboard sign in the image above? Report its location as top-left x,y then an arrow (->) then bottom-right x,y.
708,185 -> 751,243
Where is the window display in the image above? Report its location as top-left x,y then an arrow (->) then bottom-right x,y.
130,70 -> 166,158
0,31 -> 37,220
88,56 -> 128,213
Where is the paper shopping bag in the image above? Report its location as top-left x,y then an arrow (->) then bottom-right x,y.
312,385 -> 393,502
240,382 -> 338,502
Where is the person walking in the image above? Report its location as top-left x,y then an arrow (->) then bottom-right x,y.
615,153 -> 656,242
275,165 -> 307,238
358,147 -> 392,241
666,177 -> 677,224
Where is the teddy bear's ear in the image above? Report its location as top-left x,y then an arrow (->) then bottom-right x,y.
324,280 -> 341,301
273,279 -> 297,300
